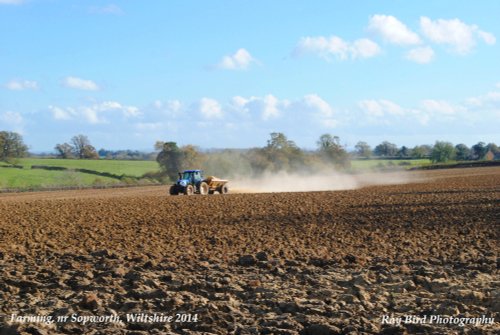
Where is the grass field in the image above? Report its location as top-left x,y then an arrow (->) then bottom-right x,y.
0,158 -> 159,190
0,167 -> 121,189
11,158 -> 158,177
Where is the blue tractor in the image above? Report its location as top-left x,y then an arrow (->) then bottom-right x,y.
169,170 -> 229,196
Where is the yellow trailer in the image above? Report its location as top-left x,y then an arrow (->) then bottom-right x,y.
204,176 -> 229,194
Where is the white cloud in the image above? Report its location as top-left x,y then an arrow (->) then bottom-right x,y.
166,100 -> 182,112
465,88 -> 500,107
477,30 -> 496,45
97,101 -> 142,119
294,36 -> 381,61
368,14 -> 421,45
260,95 -> 280,120
124,106 -> 140,117
153,99 -> 183,117
351,39 -> 382,59
89,4 -> 123,15
229,96 -> 249,117
98,101 -> 121,110
97,101 -> 140,118
199,98 -> 223,119
358,99 -> 432,126
217,48 -> 257,70
49,105 -> 76,120
357,96 -> 473,126
135,122 -> 164,131
406,46 -> 435,64
295,36 -> 349,60
410,110 -> 431,126
358,99 -> 405,117
421,99 -> 463,115
230,93 -> 337,126
63,76 -> 99,91
302,94 -> 334,118
81,107 -> 102,124
462,85 -> 500,125
1,111 -> 23,124
49,101 -> 140,124
0,111 -> 24,133
0,0 -> 23,4
420,17 -> 496,54
358,100 -> 425,125
230,96 -> 249,110
153,100 -> 163,109
298,94 -> 337,128
5,79 -> 39,90
231,95 -> 283,120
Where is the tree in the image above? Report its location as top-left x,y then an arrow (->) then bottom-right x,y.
486,143 -> 499,154
181,145 -> 203,170
267,132 -> 298,150
431,141 -> 456,163
263,132 -> 305,171
156,142 -> 183,181
397,146 -> 411,158
71,134 -> 98,159
354,141 -> 372,158
317,134 -> 350,168
455,143 -> 471,161
154,141 -> 165,152
486,143 -> 499,160
373,141 -> 398,157
245,147 -> 272,174
81,145 -> 99,159
55,143 -> 74,159
411,145 -> 432,159
0,131 -> 28,162
471,142 -> 488,160
71,134 -> 89,158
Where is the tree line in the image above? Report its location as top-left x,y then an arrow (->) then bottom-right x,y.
155,133 -> 351,181
54,135 -> 99,159
353,140 -> 498,161
155,133 -> 499,181
1,130 -> 498,175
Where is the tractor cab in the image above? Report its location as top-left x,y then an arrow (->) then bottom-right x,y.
177,170 -> 203,186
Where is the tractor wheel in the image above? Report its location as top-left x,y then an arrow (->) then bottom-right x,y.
184,184 -> 194,196
169,185 -> 178,195
199,182 -> 209,195
219,184 -> 229,194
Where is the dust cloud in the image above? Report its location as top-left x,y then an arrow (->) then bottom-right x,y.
231,170 -> 415,193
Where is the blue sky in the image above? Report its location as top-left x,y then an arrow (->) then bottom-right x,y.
1,0 -> 499,152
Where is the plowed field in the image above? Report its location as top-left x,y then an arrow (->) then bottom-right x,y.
0,167 -> 498,334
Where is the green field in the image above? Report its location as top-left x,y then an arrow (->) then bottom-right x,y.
0,158 -> 160,190
0,167 -> 120,189
13,158 -> 158,177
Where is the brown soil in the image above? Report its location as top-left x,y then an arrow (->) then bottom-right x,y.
0,167 -> 498,334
